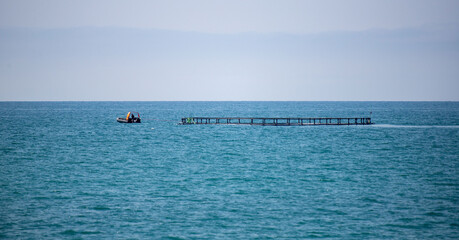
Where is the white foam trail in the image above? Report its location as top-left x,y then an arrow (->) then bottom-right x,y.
373,124 -> 459,129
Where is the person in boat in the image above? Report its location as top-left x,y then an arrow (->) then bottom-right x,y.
126,112 -> 132,123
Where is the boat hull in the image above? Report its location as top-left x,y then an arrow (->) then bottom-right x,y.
117,118 -> 141,123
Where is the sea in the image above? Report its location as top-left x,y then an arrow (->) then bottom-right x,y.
0,101 -> 458,239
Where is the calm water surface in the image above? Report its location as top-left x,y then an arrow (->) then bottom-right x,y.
0,102 -> 458,239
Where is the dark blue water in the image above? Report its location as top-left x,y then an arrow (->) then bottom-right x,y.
1,102 -> 458,239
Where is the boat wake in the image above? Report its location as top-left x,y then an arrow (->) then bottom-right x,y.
373,124 -> 459,129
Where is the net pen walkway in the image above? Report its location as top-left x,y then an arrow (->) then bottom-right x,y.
180,117 -> 373,126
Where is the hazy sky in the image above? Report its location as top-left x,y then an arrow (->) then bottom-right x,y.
1,0 -> 458,100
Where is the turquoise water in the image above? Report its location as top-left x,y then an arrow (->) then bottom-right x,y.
1,101 -> 458,239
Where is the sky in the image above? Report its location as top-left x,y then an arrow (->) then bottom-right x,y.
0,0 -> 458,101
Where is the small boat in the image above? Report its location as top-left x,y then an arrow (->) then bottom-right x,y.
117,112 -> 141,123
